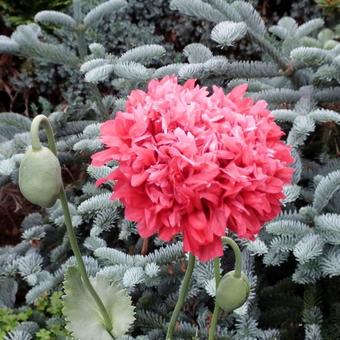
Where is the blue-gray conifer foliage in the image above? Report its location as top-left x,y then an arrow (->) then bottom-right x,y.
0,0 -> 339,338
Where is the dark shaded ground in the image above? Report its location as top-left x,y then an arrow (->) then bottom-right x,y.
0,183 -> 39,246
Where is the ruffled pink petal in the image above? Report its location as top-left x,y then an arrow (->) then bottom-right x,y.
91,76 -> 293,262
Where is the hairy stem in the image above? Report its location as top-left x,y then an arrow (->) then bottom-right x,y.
222,237 -> 242,278
208,237 -> 242,339
166,253 -> 196,340
59,187 -> 113,332
30,115 -> 113,333
208,257 -> 222,340
30,115 -> 57,154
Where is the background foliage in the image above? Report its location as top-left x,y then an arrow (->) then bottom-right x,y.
0,0 -> 339,339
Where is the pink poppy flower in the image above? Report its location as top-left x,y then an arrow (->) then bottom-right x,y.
92,76 -> 294,261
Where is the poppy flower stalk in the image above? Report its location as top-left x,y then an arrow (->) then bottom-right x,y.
19,115 -> 114,335
92,76 -> 294,338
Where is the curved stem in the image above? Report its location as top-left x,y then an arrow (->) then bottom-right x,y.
222,237 -> 242,278
208,237 -> 242,339
30,115 -> 113,333
208,257 -> 222,340
30,115 -> 57,155
166,253 -> 196,340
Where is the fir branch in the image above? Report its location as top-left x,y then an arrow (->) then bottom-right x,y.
170,0 -> 226,23
119,45 -> 166,63
34,10 -> 77,29
83,0 -> 127,28
313,170 -> 340,212
183,43 -> 213,64
211,21 -> 247,47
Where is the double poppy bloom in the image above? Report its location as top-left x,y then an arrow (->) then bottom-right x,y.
92,76 -> 293,261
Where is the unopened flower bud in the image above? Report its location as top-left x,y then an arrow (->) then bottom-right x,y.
19,146 -> 62,208
216,270 -> 250,313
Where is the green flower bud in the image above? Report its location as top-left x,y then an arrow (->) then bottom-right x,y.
19,146 -> 62,208
216,270 -> 250,313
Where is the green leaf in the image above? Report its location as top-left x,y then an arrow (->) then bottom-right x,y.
63,267 -> 135,340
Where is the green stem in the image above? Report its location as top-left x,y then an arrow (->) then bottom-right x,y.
31,115 -> 57,155
222,237 -> 242,278
59,188 -> 113,332
213,257 -> 222,287
208,237 -> 242,339
30,115 -> 113,333
208,257 -> 222,340
166,253 -> 196,340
